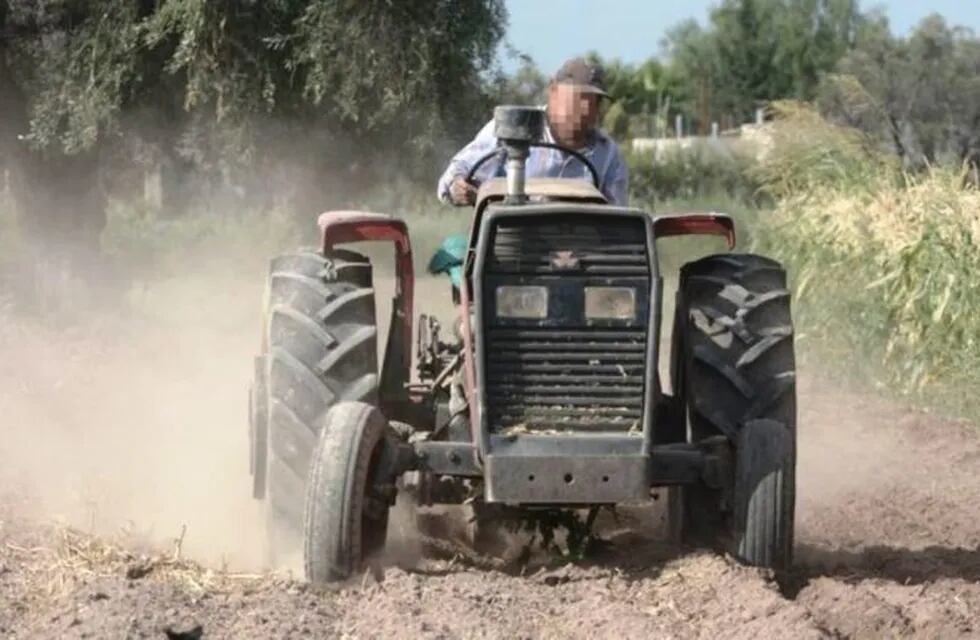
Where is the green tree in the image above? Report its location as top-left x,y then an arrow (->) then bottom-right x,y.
0,0 -> 507,302
491,56 -> 548,106
10,0 -> 505,164
665,0 -> 863,126
584,54 -> 683,139
819,14 -> 980,167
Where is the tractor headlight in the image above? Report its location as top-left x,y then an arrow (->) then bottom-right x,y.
584,286 -> 636,320
496,285 -> 548,319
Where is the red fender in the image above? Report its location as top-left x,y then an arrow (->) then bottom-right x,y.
318,210 -> 414,387
653,213 -> 736,249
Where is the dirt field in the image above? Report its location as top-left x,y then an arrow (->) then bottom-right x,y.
1,268 -> 978,639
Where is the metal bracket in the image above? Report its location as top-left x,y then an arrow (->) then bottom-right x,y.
414,441 -> 481,477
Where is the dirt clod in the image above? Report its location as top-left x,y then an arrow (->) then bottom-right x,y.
164,624 -> 204,640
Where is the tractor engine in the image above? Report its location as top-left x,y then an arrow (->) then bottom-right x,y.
463,106 -> 662,504
474,105 -> 657,439
479,214 -> 653,435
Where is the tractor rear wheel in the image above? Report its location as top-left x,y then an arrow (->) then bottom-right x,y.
250,248 -> 379,566
304,401 -> 394,583
669,253 -> 796,569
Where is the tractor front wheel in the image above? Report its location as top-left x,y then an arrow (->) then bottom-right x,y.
670,253 -> 796,570
304,401 -> 395,583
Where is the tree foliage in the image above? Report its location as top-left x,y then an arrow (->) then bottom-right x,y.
2,0 -> 507,170
665,0 -> 862,125
532,0 -> 867,142
491,56 -> 548,107
818,14 -> 980,168
0,0 -> 508,300
586,54 -> 682,138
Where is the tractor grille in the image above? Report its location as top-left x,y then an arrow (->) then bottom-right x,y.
488,219 -> 649,275
482,216 -> 651,433
485,327 -> 647,431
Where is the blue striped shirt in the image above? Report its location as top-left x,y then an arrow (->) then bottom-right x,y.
437,115 -> 629,206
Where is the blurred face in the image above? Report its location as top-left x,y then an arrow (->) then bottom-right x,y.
546,82 -> 600,148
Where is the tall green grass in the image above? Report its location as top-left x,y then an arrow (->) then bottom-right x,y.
0,190 -> 21,315
752,103 -> 980,420
0,188 -> 23,266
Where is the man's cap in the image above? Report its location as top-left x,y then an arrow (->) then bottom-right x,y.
553,57 -> 609,98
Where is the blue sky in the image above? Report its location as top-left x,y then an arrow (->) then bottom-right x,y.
502,1 -> 980,72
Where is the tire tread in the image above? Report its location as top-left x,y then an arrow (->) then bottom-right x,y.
673,253 -> 796,569
252,248 -> 378,560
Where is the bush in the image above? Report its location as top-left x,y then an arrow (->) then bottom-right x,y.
628,143 -> 765,208
751,101 -> 899,199
753,103 -> 980,419
98,179 -> 470,281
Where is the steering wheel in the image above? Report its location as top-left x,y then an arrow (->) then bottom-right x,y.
463,141 -> 601,189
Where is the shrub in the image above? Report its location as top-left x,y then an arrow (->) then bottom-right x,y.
628,143 -> 765,208
754,103 -> 980,418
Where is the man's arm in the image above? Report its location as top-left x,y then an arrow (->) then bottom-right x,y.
436,119 -> 498,204
604,140 -> 630,206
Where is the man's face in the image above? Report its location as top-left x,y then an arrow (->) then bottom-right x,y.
547,82 -> 600,147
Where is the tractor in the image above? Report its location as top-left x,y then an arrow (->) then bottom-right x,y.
248,106 -> 796,583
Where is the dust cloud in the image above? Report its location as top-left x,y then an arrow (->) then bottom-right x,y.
0,259 -> 269,570
0,253 -> 971,575
0,241 -> 462,574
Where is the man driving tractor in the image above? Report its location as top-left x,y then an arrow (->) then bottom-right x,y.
253,55 -> 797,585
430,57 -> 630,288
437,57 -> 629,207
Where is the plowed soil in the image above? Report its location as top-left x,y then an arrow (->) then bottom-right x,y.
1,272 -> 978,639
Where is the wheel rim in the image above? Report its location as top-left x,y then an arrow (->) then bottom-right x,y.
360,438 -> 391,559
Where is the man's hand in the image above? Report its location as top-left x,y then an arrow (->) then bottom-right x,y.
449,176 -> 478,206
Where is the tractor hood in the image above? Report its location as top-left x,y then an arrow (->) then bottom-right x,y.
476,177 -> 606,211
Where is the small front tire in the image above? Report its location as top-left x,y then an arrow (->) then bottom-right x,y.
733,419 -> 794,569
303,401 -> 394,583
669,253 -> 796,569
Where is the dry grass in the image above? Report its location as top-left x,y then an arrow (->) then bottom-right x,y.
1,522 -> 271,601
753,103 -> 980,418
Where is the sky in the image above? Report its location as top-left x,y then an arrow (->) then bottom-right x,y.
502,0 -> 980,73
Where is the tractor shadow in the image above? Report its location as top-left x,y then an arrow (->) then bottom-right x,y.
778,542 -> 980,598
397,518 -> 980,598
389,501 -> 980,590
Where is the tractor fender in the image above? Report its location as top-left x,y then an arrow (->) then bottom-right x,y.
317,209 -> 414,401
653,213 -> 736,248
318,210 -> 411,255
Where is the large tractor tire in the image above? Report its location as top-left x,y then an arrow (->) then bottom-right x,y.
669,253 -> 796,569
250,248 -> 379,565
304,401 -> 394,583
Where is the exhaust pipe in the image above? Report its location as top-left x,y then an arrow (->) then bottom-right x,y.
493,106 -> 544,204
